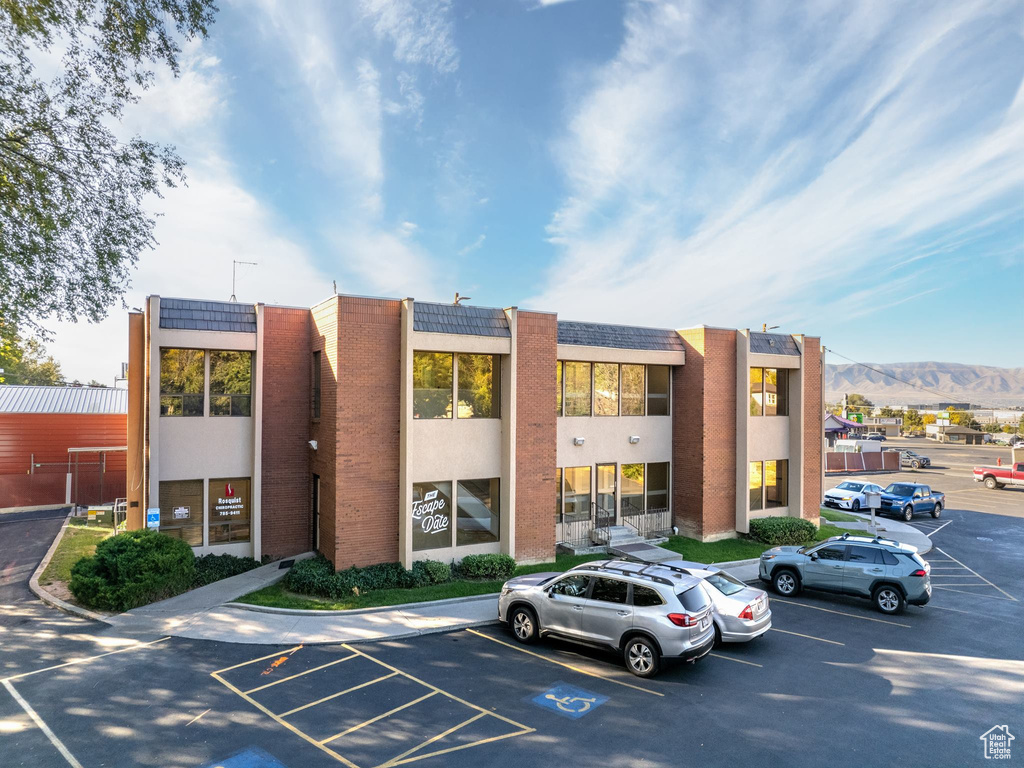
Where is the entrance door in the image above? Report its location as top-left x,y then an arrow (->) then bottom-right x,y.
312,474 -> 320,552
596,464 -> 616,521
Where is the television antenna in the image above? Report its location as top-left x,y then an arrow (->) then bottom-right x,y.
230,260 -> 258,302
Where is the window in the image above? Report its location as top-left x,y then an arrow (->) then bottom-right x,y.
413,352 -> 453,419
563,362 -> 592,416
815,545 -> 846,561
412,481 -> 453,550
594,363 -> 619,416
621,464 -> 644,515
456,478 -> 500,546
160,348 -> 204,416
209,351 -> 252,416
678,585 -> 711,612
596,464 -> 615,515
880,550 -> 899,566
848,546 -> 880,564
749,461 -> 763,511
621,364 -> 645,416
159,480 -> 204,546
556,361 -> 563,415
208,477 -> 251,544
550,574 -> 590,597
704,572 -> 747,596
555,468 -> 562,520
751,368 -> 788,417
562,466 -> 591,522
312,351 -> 321,419
646,462 -> 669,510
590,577 -> 628,604
750,367 -> 764,416
457,354 -> 499,418
631,585 -> 663,607
765,459 -> 788,508
647,365 -> 670,415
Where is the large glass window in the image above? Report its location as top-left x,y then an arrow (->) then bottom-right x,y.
564,362 -> 592,416
412,480 -> 453,550
750,367 -> 764,416
646,462 -> 669,510
160,348 -> 204,416
621,364 -> 645,416
210,351 -> 252,417
647,365 -> 670,415
749,461 -> 763,511
621,464 -> 644,515
596,464 -> 616,514
765,459 -> 788,508
208,477 -> 251,544
556,361 -> 563,415
413,352 -> 453,419
562,466 -> 591,522
456,478 -> 500,546
751,368 -> 788,417
457,354 -> 499,418
312,350 -> 321,420
159,479 -> 204,546
594,363 -> 619,416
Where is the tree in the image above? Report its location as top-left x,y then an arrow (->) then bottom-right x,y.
847,394 -> 873,409
878,406 -> 900,418
947,407 -> 979,430
922,413 -> 936,426
0,0 -> 217,341
903,409 -> 923,430
0,334 -> 63,384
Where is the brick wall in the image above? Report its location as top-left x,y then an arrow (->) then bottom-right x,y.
515,311 -> 557,563
260,306 -> 312,558
674,329 -> 706,539
334,296 -> 402,567
801,337 -> 823,520
310,297 -> 339,564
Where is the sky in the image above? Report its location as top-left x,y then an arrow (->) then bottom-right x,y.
42,0 -> 1024,384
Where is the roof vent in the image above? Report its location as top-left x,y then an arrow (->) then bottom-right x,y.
769,339 -> 776,346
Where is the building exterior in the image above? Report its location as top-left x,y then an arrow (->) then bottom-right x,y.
126,295 -> 824,566
0,385 -> 128,509
925,424 -> 985,444
862,416 -> 902,438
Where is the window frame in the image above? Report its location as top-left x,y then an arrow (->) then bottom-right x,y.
456,353 -> 500,419
159,347 -> 205,417
209,350 -> 253,417
563,361 -> 593,417
413,351 -> 454,420
620,364 -> 645,416
646,365 -> 671,416
593,362 -> 620,416
455,477 -> 501,546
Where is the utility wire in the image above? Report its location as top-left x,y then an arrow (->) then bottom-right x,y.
825,348 -> 975,405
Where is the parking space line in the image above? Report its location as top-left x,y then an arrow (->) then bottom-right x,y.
923,521 -> 951,535
708,652 -> 762,667
931,586 -> 1016,601
770,599 -> 911,628
278,672 -> 399,718
320,691 -> 437,745
244,653 -> 357,694
213,645 -> 303,676
3,679 -> 85,767
0,636 -> 171,683
464,629 -> 663,697
388,727 -> 530,767
934,547 -> 1017,601
378,712 -> 485,768
769,628 -> 844,646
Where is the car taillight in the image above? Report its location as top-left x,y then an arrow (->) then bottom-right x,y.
738,605 -> 753,620
668,613 -> 698,627
910,569 -> 927,577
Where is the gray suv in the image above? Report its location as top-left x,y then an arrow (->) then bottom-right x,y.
758,533 -> 931,614
498,560 -> 715,677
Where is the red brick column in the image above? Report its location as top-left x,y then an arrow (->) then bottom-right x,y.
801,337 -> 823,520
674,329 -> 706,539
310,297 -> 339,563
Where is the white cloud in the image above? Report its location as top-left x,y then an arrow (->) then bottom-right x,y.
360,0 -> 459,74
458,234 -> 486,256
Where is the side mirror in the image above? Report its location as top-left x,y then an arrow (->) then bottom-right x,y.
810,553 -> 819,561
547,590 -> 556,598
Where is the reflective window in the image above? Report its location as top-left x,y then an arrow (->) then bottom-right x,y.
594,363 -> 619,416
412,481 -> 453,550
562,466 -> 591,522
749,461 -> 763,511
765,459 -> 788,508
621,464 -> 644,515
591,577 -> 628,604
621,364 -> 645,416
159,480 -> 204,546
848,546 -> 880,564
555,467 -> 562,520
556,361 -> 563,415
647,365 -> 670,415
456,478 -> 500,546
550,574 -> 590,597
413,352 -> 453,419
646,462 -> 669,510
208,477 -> 251,544
210,351 -> 252,417
457,354 -> 499,418
564,362 -> 592,416
632,585 -> 663,607
816,545 -> 846,561
704,572 -> 747,596
750,367 -> 764,416
764,368 -> 788,416
678,585 -> 711,612
596,464 -> 616,515
160,348 -> 204,416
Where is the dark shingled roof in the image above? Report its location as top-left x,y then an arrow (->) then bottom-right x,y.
749,332 -> 800,356
159,298 -> 257,333
557,321 -> 684,352
413,302 -> 510,337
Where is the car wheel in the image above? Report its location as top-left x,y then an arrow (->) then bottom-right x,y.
984,477 -> 999,490
902,505 -> 914,522
931,503 -> 942,519
624,636 -> 660,678
773,569 -> 800,596
713,624 -> 723,647
509,606 -> 538,644
911,460 -> 920,469
852,500 -> 860,512
873,586 -> 905,615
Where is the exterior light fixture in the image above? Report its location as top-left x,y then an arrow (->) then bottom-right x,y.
629,436 -> 640,444
308,440 -> 318,451
573,437 -> 585,446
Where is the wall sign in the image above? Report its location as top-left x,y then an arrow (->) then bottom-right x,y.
146,508 -> 160,530
173,506 -> 190,520
214,482 -> 245,516
413,490 -> 450,534
412,481 -> 453,551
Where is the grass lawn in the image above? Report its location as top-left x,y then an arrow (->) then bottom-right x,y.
819,509 -> 861,523
39,519 -> 111,586
658,535 -> 770,562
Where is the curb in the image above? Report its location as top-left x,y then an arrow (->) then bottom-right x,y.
225,592 -> 498,617
28,512 -> 113,624
0,504 -> 73,516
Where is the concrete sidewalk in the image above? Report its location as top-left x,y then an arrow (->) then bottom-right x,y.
827,512 -> 932,554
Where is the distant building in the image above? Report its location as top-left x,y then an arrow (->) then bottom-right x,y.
925,424 -> 985,444
862,416 -> 902,438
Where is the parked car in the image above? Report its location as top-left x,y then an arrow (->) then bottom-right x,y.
864,432 -> 886,441
880,483 -> 944,521
973,461 -> 1024,490
660,560 -> 771,643
498,559 -> 715,677
893,449 -> 931,469
759,533 -> 931,614
823,481 -> 884,511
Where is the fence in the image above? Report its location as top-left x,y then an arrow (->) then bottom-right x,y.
623,508 -> 672,539
0,453 -> 127,509
825,450 -> 901,473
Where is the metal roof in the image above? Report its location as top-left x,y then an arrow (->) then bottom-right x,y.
159,298 -> 257,333
413,302 -> 511,337
749,332 -> 800,356
0,386 -> 128,414
557,321 -> 684,352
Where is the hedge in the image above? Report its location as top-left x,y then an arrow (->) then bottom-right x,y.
748,517 -> 818,546
193,554 -> 261,588
455,553 -> 515,580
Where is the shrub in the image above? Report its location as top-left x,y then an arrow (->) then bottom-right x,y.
748,517 -> 818,546
69,530 -> 196,611
193,554 -> 261,588
456,553 -> 516,580
410,560 -> 451,587
284,555 -> 337,598
355,562 -> 411,591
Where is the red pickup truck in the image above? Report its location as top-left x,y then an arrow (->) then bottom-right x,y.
974,462 -> 1024,490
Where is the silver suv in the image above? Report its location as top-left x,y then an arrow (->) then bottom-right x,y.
497,559 -> 715,678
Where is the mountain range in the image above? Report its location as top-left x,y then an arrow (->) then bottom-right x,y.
824,361 -> 1024,408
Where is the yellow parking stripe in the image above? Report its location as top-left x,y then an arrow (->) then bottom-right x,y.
376,712 -> 486,768
769,628 -> 844,646
708,652 -> 763,667
934,547 -> 1017,601
0,636 -> 171,683
320,691 -> 437,745
463,629 -> 663,697
389,728 -> 532,767
212,645 -> 303,676
770,598 -> 911,628
244,653 -> 357,694
277,672 -> 399,718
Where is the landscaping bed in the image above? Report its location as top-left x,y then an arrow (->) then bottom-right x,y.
39,518 -> 112,596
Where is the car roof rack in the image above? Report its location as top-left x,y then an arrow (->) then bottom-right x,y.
574,559 -> 688,587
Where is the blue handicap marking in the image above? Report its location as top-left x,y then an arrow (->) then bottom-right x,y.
531,682 -> 609,719
200,746 -> 288,768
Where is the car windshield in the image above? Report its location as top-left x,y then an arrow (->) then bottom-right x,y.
703,572 -> 747,596
837,482 -> 864,491
884,484 -> 916,496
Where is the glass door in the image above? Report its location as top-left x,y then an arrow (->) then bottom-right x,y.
596,463 -> 617,522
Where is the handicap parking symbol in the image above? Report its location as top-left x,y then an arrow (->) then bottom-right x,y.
200,746 -> 288,768
531,682 -> 609,720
